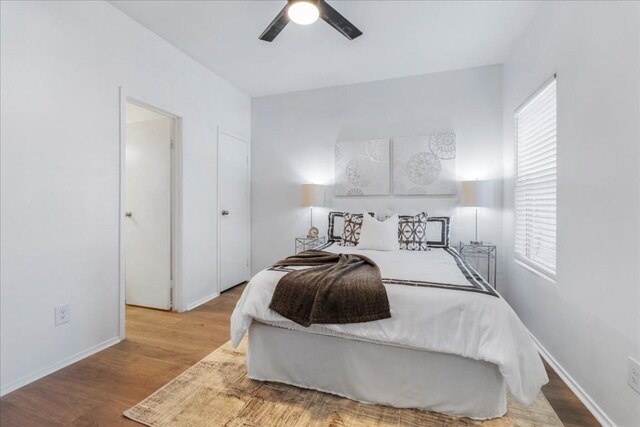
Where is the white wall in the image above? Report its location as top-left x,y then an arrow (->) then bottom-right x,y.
502,2 -> 640,426
251,65 -> 504,278
0,1 -> 250,394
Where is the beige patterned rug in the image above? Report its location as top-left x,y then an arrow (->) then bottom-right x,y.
124,339 -> 563,426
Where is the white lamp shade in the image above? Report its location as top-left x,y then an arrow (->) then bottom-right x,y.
301,184 -> 325,207
460,180 -> 496,208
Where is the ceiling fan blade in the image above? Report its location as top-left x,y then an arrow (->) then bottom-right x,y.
259,5 -> 289,42
318,0 -> 362,40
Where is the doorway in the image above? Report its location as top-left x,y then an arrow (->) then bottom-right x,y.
124,102 -> 174,310
120,98 -> 183,335
217,129 -> 250,292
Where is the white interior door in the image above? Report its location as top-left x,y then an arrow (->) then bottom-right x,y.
218,131 -> 250,292
125,111 -> 172,310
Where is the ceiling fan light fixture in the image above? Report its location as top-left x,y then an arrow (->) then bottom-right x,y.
287,1 -> 319,25
259,0 -> 362,42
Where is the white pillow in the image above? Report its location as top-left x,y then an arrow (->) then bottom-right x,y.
357,214 -> 399,251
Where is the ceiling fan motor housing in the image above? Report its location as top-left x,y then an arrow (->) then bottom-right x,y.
288,0 -> 320,5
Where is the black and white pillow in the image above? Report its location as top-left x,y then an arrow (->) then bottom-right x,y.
327,211 -> 375,243
340,213 -> 375,246
426,216 -> 451,248
398,212 -> 429,251
327,211 -> 346,242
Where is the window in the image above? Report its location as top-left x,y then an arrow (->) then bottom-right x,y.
514,78 -> 557,278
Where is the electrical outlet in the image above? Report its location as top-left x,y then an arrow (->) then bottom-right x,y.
54,304 -> 70,326
629,357 -> 640,395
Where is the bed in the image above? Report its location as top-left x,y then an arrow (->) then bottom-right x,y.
230,214 -> 548,420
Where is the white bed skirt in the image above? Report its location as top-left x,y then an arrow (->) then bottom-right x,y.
247,322 -> 507,420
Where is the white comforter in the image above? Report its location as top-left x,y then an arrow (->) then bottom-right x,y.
231,244 -> 548,404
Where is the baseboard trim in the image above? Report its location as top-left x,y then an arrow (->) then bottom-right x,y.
0,336 -> 121,397
186,292 -> 219,311
528,331 -> 615,427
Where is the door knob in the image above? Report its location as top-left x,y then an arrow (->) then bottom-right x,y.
221,210 -> 230,216
125,212 -> 133,218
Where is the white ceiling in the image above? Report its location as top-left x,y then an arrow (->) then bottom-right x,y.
111,1 -> 540,97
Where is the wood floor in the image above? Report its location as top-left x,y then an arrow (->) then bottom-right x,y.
0,284 -> 599,427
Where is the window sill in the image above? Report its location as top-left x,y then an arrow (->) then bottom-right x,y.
514,258 -> 556,284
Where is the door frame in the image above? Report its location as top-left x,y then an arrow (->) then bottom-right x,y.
216,127 -> 251,293
118,88 -> 184,340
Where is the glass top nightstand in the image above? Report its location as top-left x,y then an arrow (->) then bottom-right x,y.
295,236 -> 327,254
458,242 -> 497,288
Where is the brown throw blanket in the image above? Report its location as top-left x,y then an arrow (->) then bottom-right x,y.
268,250 -> 391,327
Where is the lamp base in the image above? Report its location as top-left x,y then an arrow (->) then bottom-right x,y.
469,240 -> 484,245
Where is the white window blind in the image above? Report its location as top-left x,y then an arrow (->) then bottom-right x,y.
514,78 -> 557,277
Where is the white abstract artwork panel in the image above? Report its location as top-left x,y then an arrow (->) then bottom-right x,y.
393,133 -> 456,195
335,139 -> 390,196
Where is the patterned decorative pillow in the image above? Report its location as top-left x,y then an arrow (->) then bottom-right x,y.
340,213 -> 371,246
398,212 -> 429,251
426,216 -> 451,248
327,211 -> 346,242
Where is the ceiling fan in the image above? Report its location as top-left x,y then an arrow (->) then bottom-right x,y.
259,0 -> 362,42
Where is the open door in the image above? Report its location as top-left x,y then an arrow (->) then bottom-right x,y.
124,103 -> 173,310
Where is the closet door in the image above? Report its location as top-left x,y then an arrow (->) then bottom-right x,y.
218,131 -> 250,292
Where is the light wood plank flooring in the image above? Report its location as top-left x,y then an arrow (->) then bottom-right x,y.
0,284 -> 599,426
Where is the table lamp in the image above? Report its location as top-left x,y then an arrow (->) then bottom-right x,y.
460,180 -> 494,245
301,184 -> 325,238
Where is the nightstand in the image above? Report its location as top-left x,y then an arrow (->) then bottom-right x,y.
295,236 -> 327,254
458,242 -> 497,288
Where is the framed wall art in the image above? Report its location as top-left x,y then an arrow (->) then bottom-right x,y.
392,133 -> 456,195
335,139 -> 390,196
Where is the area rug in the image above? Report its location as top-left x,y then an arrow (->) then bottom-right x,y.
124,339 -> 563,426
